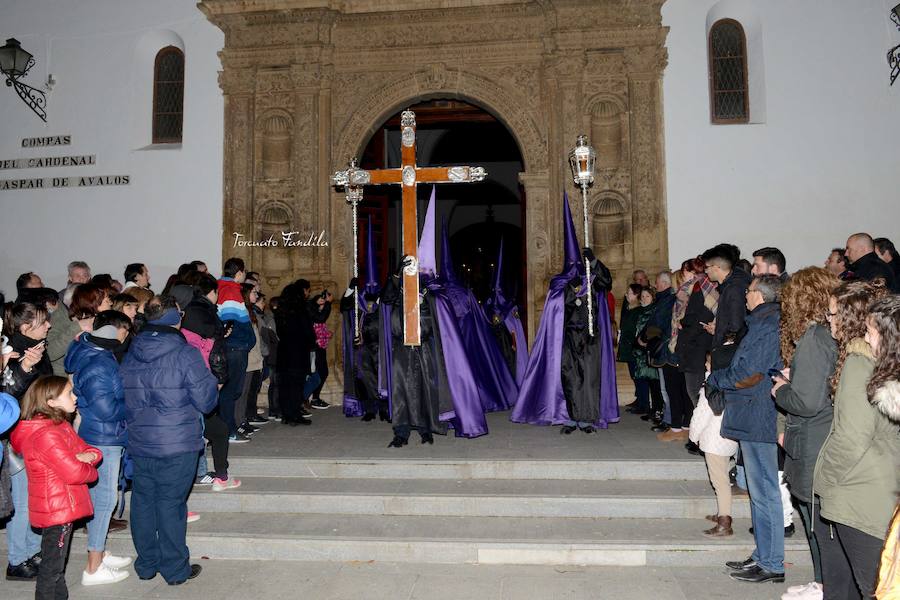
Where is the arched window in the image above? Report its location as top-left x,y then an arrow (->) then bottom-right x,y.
708,19 -> 749,124
152,46 -> 184,143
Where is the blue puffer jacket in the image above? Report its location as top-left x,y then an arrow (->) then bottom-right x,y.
64,333 -> 127,446
708,302 -> 783,443
120,325 -> 219,458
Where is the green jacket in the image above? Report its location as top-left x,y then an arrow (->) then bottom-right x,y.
631,304 -> 658,380
46,307 -> 82,376
814,338 -> 900,539
774,323 -> 837,504
616,305 -> 641,363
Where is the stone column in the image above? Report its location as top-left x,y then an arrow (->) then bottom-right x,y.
219,67 -> 257,268
624,45 -> 669,273
519,170 -> 550,345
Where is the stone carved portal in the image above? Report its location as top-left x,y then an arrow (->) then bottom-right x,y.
200,0 -> 669,341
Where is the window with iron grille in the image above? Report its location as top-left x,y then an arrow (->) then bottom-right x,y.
152,47 -> 184,143
708,19 -> 749,124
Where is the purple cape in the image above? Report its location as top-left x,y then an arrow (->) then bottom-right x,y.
423,276 -> 489,437
510,271 -> 619,427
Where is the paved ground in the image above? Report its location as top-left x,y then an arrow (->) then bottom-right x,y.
1,560 -> 813,600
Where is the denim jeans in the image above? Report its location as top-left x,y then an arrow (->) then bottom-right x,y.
8,467 -> 42,565
659,368 -> 672,424
130,452 -> 198,583
86,445 -> 124,552
219,349 -> 248,436
740,440 -> 784,573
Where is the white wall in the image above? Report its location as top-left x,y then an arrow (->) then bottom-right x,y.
662,0 -> 900,272
0,0 -> 224,296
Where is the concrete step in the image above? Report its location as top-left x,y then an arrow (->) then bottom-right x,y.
189,476 -> 754,519
225,456 -> 710,481
95,513 -> 811,567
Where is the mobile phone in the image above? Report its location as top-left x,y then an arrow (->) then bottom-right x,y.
30,340 -> 46,350
768,368 -> 786,380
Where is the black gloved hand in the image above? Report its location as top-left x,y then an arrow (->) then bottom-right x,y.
349,277 -> 359,290
396,255 -> 414,276
582,247 -> 596,262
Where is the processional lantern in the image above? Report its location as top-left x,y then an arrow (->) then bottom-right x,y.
332,158 -> 366,340
568,134 -> 598,336
0,38 -> 48,122
889,4 -> 900,85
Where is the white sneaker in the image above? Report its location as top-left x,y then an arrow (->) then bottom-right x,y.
782,582 -> 823,600
101,551 -> 132,569
82,563 -> 130,586
187,511 -> 201,523
212,477 -> 242,492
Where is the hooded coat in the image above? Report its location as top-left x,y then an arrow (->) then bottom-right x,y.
10,417 -> 100,528
813,339 -> 900,540
119,325 -> 219,458
64,333 -> 128,447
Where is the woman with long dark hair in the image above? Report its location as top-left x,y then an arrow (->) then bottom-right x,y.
813,280 -> 897,600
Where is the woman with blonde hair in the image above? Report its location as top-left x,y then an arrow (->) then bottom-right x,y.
770,267 -> 839,600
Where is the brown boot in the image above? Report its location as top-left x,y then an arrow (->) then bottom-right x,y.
703,515 -> 733,537
704,514 -> 718,523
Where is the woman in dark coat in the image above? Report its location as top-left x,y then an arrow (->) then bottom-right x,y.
771,267 -> 839,595
274,283 -> 317,426
617,284 -> 643,413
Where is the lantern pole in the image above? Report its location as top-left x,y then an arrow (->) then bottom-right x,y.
332,158 -> 365,340
568,135 -> 597,337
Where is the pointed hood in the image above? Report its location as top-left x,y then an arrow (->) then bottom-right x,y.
364,216 -> 380,294
562,191 -> 581,271
440,216 -> 458,284
417,186 -> 437,274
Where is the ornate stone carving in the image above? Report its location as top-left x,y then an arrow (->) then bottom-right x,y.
204,0 -> 670,343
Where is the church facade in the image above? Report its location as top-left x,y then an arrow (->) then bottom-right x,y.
1,0 -> 898,338
200,0 -> 669,336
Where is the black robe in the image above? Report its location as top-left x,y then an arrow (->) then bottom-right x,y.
560,259 -> 612,423
381,276 -> 454,437
340,294 -> 386,415
489,314 -> 517,380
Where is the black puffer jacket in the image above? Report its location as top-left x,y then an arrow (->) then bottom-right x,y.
850,252 -> 899,293
181,296 -> 228,384
712,268 -> 751,350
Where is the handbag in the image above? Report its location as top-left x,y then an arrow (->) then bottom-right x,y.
705,382 -> 726,416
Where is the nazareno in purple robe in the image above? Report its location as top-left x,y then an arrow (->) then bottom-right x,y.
439,218 -> 517,412
510,193 -> 619,428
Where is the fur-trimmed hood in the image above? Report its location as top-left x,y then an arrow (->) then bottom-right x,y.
872,380 -> 900,423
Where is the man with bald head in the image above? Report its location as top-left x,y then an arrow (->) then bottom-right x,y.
845,233 -> 899,292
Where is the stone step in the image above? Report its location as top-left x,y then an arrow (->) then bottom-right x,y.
95,513 -> 811,567
225,456 -> 710,481
189,476 -> 753,519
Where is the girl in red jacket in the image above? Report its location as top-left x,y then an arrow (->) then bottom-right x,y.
10,375 -> 101,600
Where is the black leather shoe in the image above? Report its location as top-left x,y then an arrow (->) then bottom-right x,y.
361,413 -> 376,422
748,524 -> 795,537
725,556 -> 756,571
168,564 -> 202,585
378,410 -> 391,423
560,425 -> 577,435
728,565 -> 784,583
625,399 -> 639,408
580,425 -> 596,434
640,413 -> 654,421
420,432 -> 434,445
651,423 -> 670,433
6,560 -> 38,581
626,407 -> 649,415
685,441 -> 703,456
388,435 -> 408,448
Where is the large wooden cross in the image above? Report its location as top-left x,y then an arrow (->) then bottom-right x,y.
332,109 -> 486,346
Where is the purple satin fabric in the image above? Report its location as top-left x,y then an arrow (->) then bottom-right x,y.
341,302 -> 364,418
504,311 -> 528,388
510,272 -> 619,428
443,282 -> 517,412
423,277 -> 489,438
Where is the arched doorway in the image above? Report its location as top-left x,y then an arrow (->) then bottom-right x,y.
357,99 -> 527,329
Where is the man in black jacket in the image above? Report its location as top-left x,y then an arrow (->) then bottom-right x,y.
845,233 -> 899,292
701,244 -> 752,369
